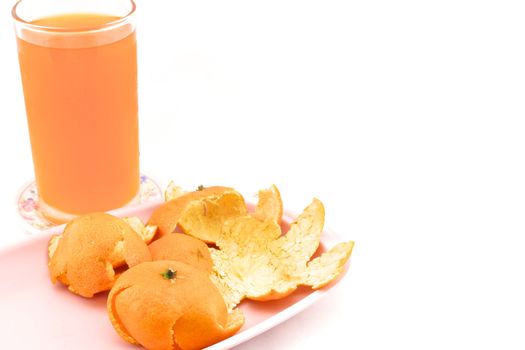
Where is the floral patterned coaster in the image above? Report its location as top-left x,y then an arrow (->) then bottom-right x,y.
18,175 -> 162,233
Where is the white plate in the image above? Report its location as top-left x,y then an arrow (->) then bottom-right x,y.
0,202 -> 351,349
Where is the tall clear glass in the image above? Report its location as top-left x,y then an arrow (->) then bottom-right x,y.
12,0 -> 139,223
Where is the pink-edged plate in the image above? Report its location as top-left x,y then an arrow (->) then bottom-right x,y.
0,202 -> 351,349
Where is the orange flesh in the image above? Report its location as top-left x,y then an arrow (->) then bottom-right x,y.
17,14 -> 139,218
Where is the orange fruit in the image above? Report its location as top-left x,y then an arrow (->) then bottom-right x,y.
107,260 -> 244,350
148,186 -> 246,241
48,212 -> 151,298
149,233 -> 213,273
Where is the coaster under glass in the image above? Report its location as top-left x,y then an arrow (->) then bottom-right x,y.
18,174 -> 163,234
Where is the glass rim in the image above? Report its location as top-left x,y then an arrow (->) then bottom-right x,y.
11,0 -> 136,33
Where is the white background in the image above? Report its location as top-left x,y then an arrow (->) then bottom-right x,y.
1,0 -> 525,349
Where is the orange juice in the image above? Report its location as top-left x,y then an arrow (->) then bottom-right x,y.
16,14 -> 139,221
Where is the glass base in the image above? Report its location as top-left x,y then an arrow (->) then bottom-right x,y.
18,174 -> 162,233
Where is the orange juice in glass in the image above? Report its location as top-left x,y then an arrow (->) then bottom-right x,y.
13,0 -> 139,223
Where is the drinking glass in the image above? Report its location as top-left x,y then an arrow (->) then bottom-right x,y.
13,0 -> 139,223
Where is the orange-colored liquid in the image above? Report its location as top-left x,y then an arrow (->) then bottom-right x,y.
17,14 -> 139,220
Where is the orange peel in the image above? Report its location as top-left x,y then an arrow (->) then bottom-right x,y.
178,190 -> 247,244
48,213 -> 152,298
252,184 -> 283,224
122,216 -> 157,244
148,185 -> 247,242
209,199 -> 354,311
148,186 -> 247,243
164,181 -> 186,201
